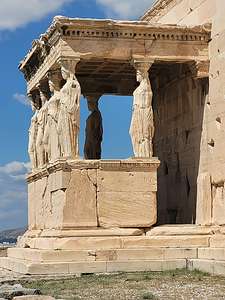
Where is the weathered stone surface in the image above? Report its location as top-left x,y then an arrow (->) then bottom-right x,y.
97,191 -> 156,228
38,228 -> 144,237
30,237 -> 122,250
147,225 -> 213,236
63,169 -> 98,228
49,170 -> 71,192
106,259 -> 186,273
188,259 -> 214,274
210,234 -> 225,248
97,170 -> 157,192
212,184 -> 225,225
8,248 -> 95,262
122,236 -> 209,248
196,173 -> 212,225
95,248 -> 197,261
198,248 -> 225,261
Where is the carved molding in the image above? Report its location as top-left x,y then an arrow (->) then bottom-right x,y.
27,159 -> 160,183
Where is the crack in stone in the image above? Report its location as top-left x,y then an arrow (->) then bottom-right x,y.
86,169 -> 99,227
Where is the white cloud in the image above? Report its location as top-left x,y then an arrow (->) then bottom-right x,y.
96,0 -> 154,19
13,93 -> 30,106
0,0 -> 73,30
0,161 -> 29,229
0,161 -> 30,175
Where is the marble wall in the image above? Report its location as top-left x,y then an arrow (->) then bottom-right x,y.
152,64 -> 208,224
146,0 -> 225,226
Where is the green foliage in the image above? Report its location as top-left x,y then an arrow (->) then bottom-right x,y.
142,292 -> 157,299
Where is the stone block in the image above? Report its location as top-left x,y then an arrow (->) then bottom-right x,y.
39,228 -> 144,237
210,234 -> 225,247
0,257 -> 29,274
97,170 -> 157,192
49,170 -> 71,192
28,262 -> 70,275
212,184 -> 225,225
95,248 -> 197,261
8,248 -> 95,262
63,169 -> 97,228
198,248 -> 225,260
97,191 -> 156,228
68,261 -> 107,274
32,237 -> 122,250
188,259 -> 214,274
147,225 -> 213,236
122,236 -> 209,249
1,257 -> 107,275
106,259 -> 186,272
196,173 -> 212,225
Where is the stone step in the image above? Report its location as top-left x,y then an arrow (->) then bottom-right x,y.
21,235 -> 210,250
23,228 -> 145,238
147,225 -> 214,236
8,247 -> 197,263
0,257 -> 187,275
198,248 -> 225,260
188,259 -> 225,276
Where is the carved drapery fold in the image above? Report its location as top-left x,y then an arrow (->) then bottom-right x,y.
57,57 -> 81,159
130,58 -> 155,158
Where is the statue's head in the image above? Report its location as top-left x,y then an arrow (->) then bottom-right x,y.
48,80 -> 56,93
28,93 -> 38,111
61,66 -> 70,80
38,83 -> 49,105
86,95 -> 101,112
136,69 -> 148,83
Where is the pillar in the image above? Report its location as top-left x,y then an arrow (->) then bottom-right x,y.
130,58 -> 155,158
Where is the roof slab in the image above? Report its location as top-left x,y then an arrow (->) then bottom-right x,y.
19,17 -> 211,95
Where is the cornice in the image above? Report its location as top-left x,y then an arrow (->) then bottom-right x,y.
140,0 -> 183,22
27,159 -> 160,183
19,17 -> 211,84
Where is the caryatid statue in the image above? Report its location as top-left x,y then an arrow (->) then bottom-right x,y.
43,73 -> 61,163
58,59 -> 81,159
129,59 -> 155,158
84,95 -> 103,160
35,83 -> 49,168
28,93 -> 39,170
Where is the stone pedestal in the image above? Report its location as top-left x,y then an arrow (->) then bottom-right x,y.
27,159 -> 159,231
0,158 -> 163,275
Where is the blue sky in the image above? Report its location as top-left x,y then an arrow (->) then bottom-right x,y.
0,0 -> 153,230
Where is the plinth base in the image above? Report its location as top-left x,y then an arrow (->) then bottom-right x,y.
0,225 -> 212,275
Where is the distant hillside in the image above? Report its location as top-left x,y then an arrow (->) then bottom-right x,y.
0,227 -> 27,244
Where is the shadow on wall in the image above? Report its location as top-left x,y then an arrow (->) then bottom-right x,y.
152,63 -> 208,225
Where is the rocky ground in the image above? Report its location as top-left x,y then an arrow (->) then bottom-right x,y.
1,268 -> 225,300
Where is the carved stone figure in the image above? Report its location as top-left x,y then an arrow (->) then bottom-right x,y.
84,95 -> 103,160
36,86 -> 49,168
58,60 -> 81,159
129,62 -> 154,158
43,78 -> 61,163
28,95 -> 39,170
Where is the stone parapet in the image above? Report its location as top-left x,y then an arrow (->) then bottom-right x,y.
27,159 -> 159,230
